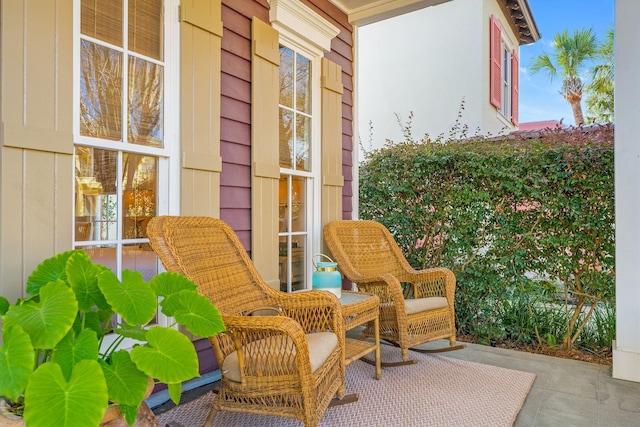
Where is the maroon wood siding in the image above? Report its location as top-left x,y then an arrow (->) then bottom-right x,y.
219,0 -> 269,252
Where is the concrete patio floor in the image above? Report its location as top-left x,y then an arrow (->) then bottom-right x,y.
420,339 -> 640,427
154,339 -> 640,426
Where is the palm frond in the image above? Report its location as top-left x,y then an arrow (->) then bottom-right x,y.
530,52 -> 557,81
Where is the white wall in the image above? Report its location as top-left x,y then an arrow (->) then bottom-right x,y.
357,0 -> 517,152
612,0 -> 640,382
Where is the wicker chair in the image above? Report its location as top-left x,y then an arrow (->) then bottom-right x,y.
323,220 -> 463,365
147,216 -> 345,427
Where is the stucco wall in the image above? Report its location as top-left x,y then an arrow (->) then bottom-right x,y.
357,0 -> 518,150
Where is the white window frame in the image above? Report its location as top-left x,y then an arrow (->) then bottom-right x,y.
72,0 -> 181,336
277,39 -> 322,292
270,0 -> 339,291
498,35 -> 513,122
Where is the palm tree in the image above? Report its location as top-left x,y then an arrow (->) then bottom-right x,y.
530,28 -> 600,126
586,28 -> 614,123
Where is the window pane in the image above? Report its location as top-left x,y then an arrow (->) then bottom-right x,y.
295,114 -> 311,171
291,176 -> 306,232
80,41 -> 123,141
296,53 -> 311,114
503,47 -> 509,81
128,0 -> 163,61
279,108 -> 294,168
81,0 -> 123,47
122,153 -> 157,239
279,46 -> 294,109
279,175 -> 289,232
123,244 -> 158,281
128,57 -> 164,147
81,245 -> 117,271
278,235 -> 306,292
75,147 -> 118,242
291,235 -> 306,291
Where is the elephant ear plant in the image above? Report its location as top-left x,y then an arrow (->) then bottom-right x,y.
0,250 -> 225,426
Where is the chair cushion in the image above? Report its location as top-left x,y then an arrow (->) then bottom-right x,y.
222,331 -> 338,383
404,297 -> 449,315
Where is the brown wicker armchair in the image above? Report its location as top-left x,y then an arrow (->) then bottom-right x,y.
147,216 -> 345,427
323,220 -> 463,365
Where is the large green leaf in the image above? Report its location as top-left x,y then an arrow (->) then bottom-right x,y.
166,290 -> 225,338
149,271 -> 197,299
98,269 -> 157,326
26,250 -> 75,296
66,251 -> 109,312
130,326 -> 199,384
52,329 -> 99,381
167,382 -> 182,405
119,403 -> 140,427
0,296 -> 9,315
0,324 -> 35,402
99,351 -> 149,407
4,280 -> 78,349
113,324 -> 148,342
23,360 -> 108,427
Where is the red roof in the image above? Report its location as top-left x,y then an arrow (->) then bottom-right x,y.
518,120 -> 566,131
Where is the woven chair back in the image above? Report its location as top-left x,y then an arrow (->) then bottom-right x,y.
324,220 -> 410,281
147,216 -> 273,316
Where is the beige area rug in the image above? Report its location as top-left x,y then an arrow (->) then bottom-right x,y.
157,345 -> 536,427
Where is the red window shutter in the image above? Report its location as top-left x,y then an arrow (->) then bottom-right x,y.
511,50 -> 519,125
489,15 -> 502,108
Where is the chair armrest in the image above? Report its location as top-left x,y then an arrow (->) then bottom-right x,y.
403,267 -> 456,306
271,290 -> 345,336
215,314 -> 315,384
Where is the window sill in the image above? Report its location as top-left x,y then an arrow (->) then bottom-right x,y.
496,110 -> 515,130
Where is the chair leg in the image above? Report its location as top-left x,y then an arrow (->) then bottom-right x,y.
202,405 -> 218,427
401,347 -> 409,362
336,383 -> 345,399
329,393 -> 359,407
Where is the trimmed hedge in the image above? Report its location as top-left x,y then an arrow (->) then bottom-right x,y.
359,126 -> 614,351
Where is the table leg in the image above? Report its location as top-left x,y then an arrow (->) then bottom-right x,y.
374,316 -> 381,380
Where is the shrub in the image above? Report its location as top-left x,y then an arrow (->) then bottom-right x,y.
359,123 -> 614,351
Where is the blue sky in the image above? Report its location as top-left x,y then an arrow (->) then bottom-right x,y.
519,0 -> 614,126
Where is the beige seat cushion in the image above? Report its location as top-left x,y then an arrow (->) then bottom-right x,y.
222,331 -> 338,382
404,297 -> 449,315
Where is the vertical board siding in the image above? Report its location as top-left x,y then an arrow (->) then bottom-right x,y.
321,58 -> 345,244
250,17 -> 280,286
180,0 -> 223,217
0,0 -> 74,303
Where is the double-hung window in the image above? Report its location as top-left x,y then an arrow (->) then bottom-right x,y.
74,0 -> 179,281
501,42 -> 512,119
278,44 -> 319,292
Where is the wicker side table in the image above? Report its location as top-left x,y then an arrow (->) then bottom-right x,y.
340,291 -> 381,380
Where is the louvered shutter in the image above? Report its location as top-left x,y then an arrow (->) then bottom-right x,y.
489,15 -> 502,109
511,50 -> 519,125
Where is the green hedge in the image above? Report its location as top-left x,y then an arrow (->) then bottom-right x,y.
359,127 -> 614,351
